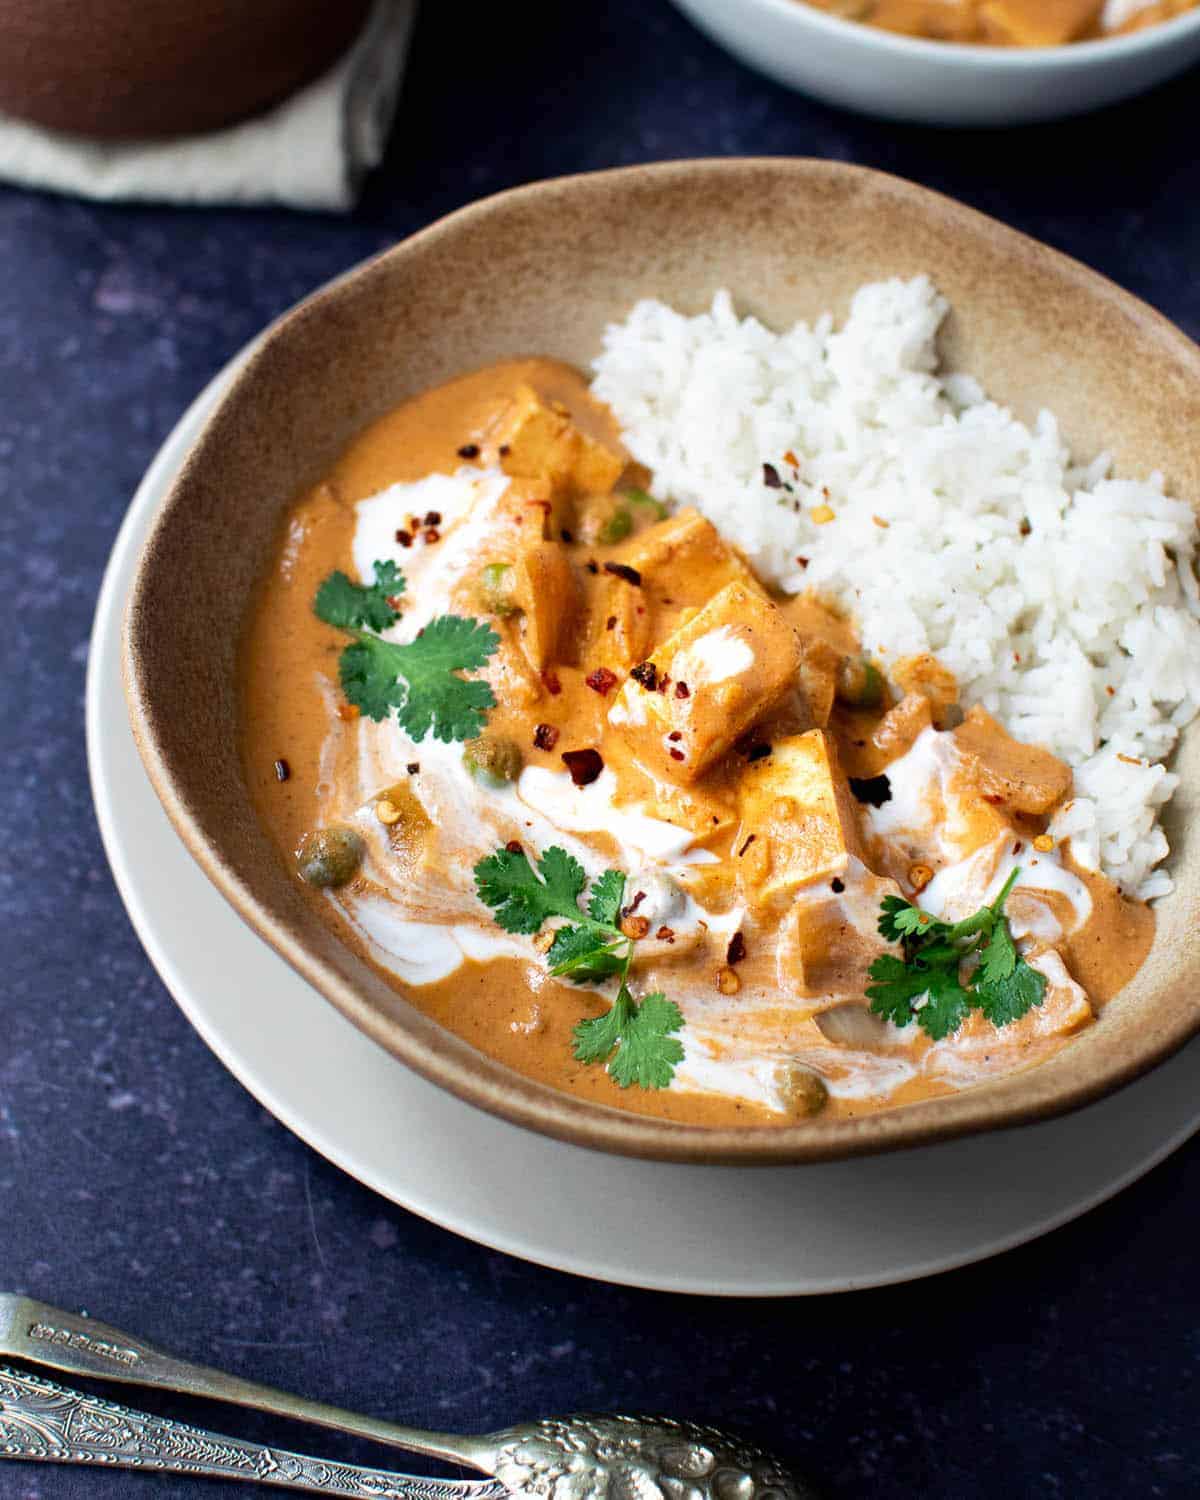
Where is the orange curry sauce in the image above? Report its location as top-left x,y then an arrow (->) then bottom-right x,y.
239,360 -> 1153,1127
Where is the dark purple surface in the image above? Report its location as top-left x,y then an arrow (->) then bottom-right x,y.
2,4 -> 1199,1497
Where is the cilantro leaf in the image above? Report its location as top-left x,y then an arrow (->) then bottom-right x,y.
573,989 -> 685,1089
385,615 -> 500,742
535,845 -> 588,912
975,958 -> 1046,1028
338,638 -> 408,723
866,954 -> 937,1029
878,894 -> 940,944
607,993 -> 685,1089
587,869 -> 625,927
869,865 -> 1050,1040
572,991 -> 629,1065
978,918 -> 1017,986
473,844 -> 591,936
918,970 -> 974,1041
474,842 -> 684,1090
547,924 -> 625,982
315,561 -> 405,633
473,847 -> 557,935
315,563 -> 499,741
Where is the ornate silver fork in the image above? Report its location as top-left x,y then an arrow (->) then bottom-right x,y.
0,1295 -> 819,1498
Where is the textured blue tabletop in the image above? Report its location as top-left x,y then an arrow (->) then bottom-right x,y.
3,4 -> 1200,1497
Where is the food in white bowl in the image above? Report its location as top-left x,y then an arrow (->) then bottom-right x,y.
668,0 -> 1200,123
803,0 -> 1198,46
239,277 -> 1198,1129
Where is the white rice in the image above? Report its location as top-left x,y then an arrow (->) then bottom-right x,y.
591,277 -> 1200,900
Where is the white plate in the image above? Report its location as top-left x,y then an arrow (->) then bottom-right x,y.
87,348 -> 1200,1297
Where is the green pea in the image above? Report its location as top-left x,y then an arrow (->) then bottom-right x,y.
836,656 -> 884,709
478,562 -> 518,617
296,825 -> 363,888
776,1062 -> 829,1118
463,733 -> 524,786
625,487 -> 669,520
597,507 -> 633,545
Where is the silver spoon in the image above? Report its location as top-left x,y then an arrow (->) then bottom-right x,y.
0,1296 -> 820,1498
0,1362 -> 506,1498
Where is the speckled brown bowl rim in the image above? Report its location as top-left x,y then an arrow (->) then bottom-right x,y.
123,158 -> 1200,1166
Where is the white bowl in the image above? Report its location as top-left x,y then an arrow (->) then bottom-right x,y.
669,0 -> 1200,125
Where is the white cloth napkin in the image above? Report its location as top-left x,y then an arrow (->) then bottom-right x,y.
0,0 -> 415,212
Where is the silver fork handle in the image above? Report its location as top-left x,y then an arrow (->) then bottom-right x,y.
0,1365 -> 509,1500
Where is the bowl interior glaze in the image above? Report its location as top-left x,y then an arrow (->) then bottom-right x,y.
123,159 -> 1200,1164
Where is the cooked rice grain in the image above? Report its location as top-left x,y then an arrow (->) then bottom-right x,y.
592,278 -> 1200,898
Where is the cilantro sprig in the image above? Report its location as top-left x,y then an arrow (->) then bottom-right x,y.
866,867 -> 1046,1041
473,843 -> 684,1089
314,561 -> 499,742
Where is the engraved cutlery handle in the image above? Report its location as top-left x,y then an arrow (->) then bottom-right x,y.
0,1364 -> 509,1499
0,1295 -> 484,1469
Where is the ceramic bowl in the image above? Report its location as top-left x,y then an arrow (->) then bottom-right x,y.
668,0 -> 1200,125
0,0 -> 370,139
123,159 -> 1200,1165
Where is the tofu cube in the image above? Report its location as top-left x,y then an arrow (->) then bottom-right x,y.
952,705 -> 1072,815
491,385 -> 624,498
735,730 -> 864,900
511,541 -> 581,670
608,583 -> 802,784
613,508 -> 764,608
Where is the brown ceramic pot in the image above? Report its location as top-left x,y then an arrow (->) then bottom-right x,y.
0,0 -> 371,139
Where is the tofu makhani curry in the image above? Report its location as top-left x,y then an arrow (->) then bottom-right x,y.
240,360 -> 1154,1126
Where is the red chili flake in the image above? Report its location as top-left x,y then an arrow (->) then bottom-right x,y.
586,559 -> 599,575
738,834 -> 757,857
622,890 -> 647,917
457,444 -> 480,459
603,561 -> 642,586
274,758 -> 290,782
505,839 -> 523,854
386,594 -> 405,610
984,793 -> 1005,804
1019,518 -> 1032,536
657,674 -> 670,693
606,615 -> 617,631
784,449 -> 800,468
668,748 -> 685,762
498,444 -> 511,457
395,529 -> 413,548
726,931 -> 747,965
657,925 -> 676,944
585,667 -> 618,695
1106,685 -> 1115,697
423,527 -> 441,544
1012,841 -> 1024,855
423,510 -> 442,526
409,515 -> 422,533
762,463 -> 783,489
667,731 -> 682,742
541,668 -> 562,696
675,681 -> 690,699
407,762 -> 420,775
533,723 -> 559,751
561,748 -> 604,786
831,877 -> 845,893
796,556 -> 808,568
630,660 -> 659,691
